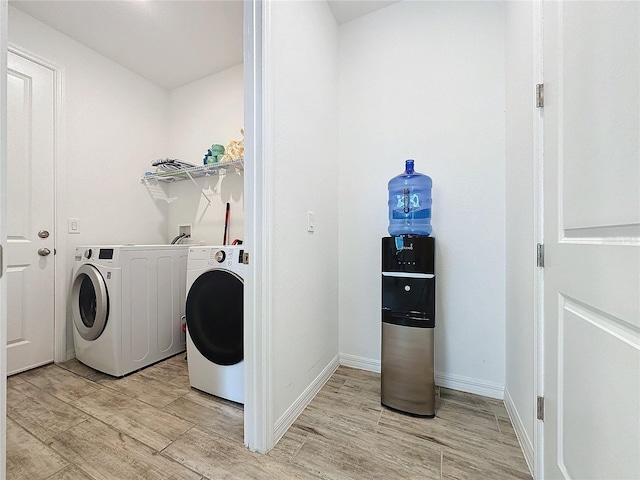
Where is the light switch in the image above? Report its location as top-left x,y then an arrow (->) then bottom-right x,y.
307,211 -> 315,233
68,218 -> 80,234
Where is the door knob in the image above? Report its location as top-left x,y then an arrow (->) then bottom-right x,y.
38,230 -> 50,239
38,248 -> 51,256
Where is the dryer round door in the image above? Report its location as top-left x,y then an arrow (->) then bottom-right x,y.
186,269 -> 243,366
71,264 -> 109,341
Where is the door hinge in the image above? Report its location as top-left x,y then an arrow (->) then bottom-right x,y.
242,251 -> 249,265
537,243 -> 545,267
537,396 -> 545,421
536,83 -> 544,108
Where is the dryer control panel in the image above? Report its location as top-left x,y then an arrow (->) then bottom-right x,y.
188,246 -> 246,271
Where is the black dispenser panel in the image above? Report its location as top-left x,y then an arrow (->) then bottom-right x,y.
382,276 -> 435,328
382,236 -> 434,274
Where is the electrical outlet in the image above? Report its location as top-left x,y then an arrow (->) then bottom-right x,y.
307,211 -> 315,233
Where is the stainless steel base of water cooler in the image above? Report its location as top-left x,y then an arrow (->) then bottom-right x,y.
381,323 -> 435,417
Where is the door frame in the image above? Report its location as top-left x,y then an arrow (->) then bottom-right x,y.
533,1 -> 545,479
6,43 -> 65,367
243,0 -> 274,453
1,1 -> 8,474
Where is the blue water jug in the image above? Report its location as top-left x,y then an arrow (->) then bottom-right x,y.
388,159 -> 432,236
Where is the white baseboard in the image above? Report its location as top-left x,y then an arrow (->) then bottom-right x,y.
338,353 -> 504,399
273,354 -> 340,444
339,353 -> 381,373
435,371 -> 504,400
504,388 -> 534,477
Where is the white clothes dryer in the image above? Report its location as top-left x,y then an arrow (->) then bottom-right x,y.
185,245 -> 245,404
71,245 -> 188,377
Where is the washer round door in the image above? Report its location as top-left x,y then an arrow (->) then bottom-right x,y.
186,269 -> 243,366
71,264 -> 109,341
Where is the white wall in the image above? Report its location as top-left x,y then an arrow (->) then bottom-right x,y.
505,0 -> 536,466
338,1 -> 507,396
269,0 -> 340,425
9,7 -> 171,357
166,64 -> 244,245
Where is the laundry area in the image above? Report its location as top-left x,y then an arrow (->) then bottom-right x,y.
5,0 -> 253,475
6,3 -> 245,377
3,1 -> 639,479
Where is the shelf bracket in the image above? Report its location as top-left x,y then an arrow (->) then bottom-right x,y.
184,169 -> 211,205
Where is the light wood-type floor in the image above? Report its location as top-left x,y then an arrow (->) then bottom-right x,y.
6,355 -> 532,479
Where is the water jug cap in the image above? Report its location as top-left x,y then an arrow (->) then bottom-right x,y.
405,159 -> 415,174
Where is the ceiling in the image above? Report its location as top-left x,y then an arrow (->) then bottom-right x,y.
9,0 -> 398,90
327,1 -> 398,25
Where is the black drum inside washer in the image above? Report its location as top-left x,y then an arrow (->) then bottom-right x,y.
186,269 -> 243,366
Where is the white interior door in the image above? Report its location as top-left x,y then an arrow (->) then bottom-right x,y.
6,50 -> 55,375
543,2 -> 640,479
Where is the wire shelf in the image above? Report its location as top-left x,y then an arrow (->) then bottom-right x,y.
141,158 -> 244,183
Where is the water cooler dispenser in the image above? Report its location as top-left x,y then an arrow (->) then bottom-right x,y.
381,236 -> 436,416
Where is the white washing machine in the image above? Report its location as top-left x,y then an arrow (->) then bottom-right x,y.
185,245 -> 245,403
71,245 -> 188,377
